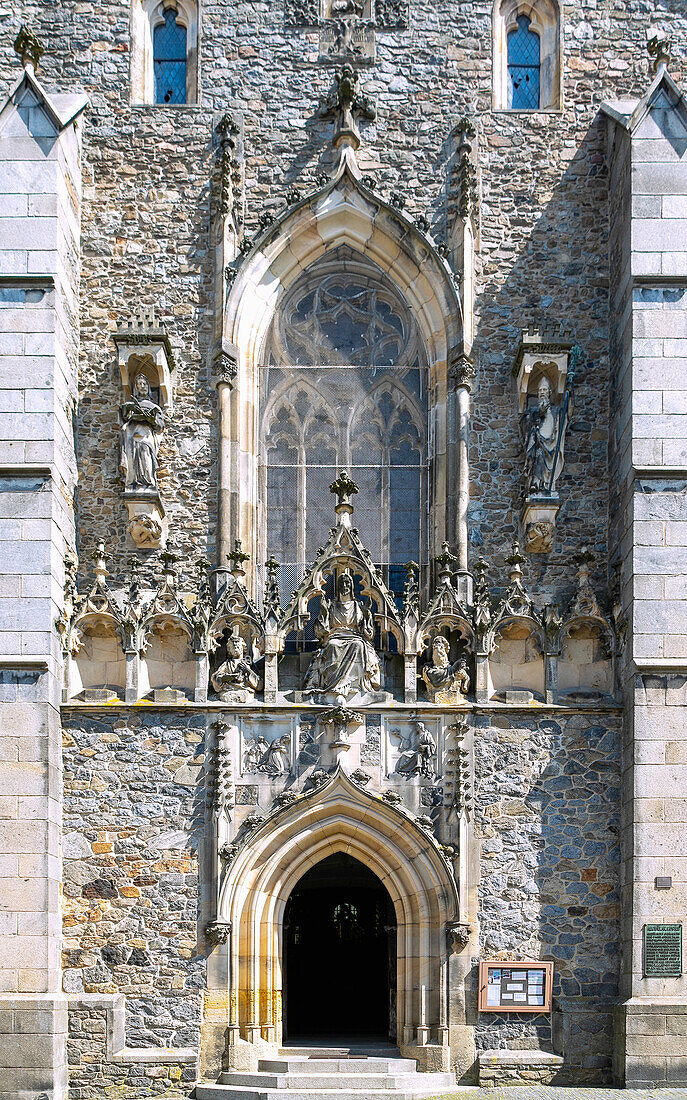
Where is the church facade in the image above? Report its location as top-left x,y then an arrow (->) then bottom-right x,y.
1,1 -> 687,1095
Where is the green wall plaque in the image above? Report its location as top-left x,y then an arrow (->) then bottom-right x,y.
643,923 -> 682,978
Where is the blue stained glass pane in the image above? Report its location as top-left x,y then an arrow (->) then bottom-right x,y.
154,9 -> 187,104
507,14 -> 540,110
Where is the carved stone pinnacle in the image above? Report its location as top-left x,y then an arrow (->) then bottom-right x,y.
14,26 -> 44,72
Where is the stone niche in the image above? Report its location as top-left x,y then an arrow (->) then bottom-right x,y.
139,620 -> 196,701
558,621 -> 614,700
113,308 -> 175,551
489,620 -> 545,702
72,616 -> 126,702
512,331 -> 576,555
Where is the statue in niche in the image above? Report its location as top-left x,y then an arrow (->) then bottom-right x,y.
304,572 -> 381,704
520,375 -> 573,495
422,636 -> 471,704
330,0 -> 363,55
395,719 -> 437,780
244,734 -> 291,776
211,628 -> 263,703
120,373 -> 165,492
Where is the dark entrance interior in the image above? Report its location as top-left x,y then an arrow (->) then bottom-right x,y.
284,852 -> 396,1041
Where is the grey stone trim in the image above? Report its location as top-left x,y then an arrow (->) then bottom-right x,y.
68,994 -> 197,1064
0,655 -> 48,668
633,466 -> 687,478
0,464 -> 52,478
634,657 -> 687,671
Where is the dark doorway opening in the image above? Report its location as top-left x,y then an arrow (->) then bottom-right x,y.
284,852 -> 396,1041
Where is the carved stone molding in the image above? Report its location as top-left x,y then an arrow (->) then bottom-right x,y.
446,921 -> 471,951
206,920 -> 232,946
214,339 -> 239,387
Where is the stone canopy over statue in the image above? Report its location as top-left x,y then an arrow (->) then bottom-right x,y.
303,572 -> 382,704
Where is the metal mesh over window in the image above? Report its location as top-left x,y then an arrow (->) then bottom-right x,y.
260,366 -> 428,605
154,8 -> 187,104
507,15 -> 540,110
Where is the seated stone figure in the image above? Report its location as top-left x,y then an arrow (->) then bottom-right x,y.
422,636 -> 470,704
211,628 -> 263,703
304,572 -> 381,704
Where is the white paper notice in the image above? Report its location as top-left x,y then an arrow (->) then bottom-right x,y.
487,985 -> 500,1006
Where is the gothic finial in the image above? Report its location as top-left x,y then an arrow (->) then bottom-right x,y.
228,538 -> 250,580
14,25 -> 44,72
91,542 -> 108,588
319,65 -> 376,151
330,470 -> 359,507
434,541 -> 457,586
647,26 -> 671,72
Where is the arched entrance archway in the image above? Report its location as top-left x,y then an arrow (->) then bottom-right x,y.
217,770 -> 459,1052
284,852 -> 396,1041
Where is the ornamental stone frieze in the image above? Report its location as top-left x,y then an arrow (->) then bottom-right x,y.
60,484 -> 616,706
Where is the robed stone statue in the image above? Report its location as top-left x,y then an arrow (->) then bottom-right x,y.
304,572 -> 381,703
520,375 -> 572,495
120,373 -> 165,492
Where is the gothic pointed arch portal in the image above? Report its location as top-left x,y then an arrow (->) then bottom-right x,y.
221,161 -> 464,594
215,770 -> 459,1054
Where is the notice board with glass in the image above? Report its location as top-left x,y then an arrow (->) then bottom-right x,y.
478,960 -> 553,1013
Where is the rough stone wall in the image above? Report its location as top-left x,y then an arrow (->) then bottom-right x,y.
61,711 -> 207,1086
0,2 -> 686,588
474,710 -> 622,1084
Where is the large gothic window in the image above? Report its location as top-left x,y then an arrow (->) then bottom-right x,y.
130,0 -> 199,106
260,249 -> 428,603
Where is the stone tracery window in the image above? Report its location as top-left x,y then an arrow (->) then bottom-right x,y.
493,0 -> 561,111
261,249 -> 428,604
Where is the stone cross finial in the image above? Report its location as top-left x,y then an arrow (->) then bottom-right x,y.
14,25 -> 44,73
319,65 -> 376,150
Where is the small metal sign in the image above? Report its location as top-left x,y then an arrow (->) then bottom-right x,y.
644,923 -> 682,978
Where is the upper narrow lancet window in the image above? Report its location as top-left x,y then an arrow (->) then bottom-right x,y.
260,248 -> 428,605
507,15 -> 540,109
154,7 -> 188,104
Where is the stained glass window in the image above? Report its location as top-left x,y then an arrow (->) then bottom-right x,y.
154,8 -> 187,105
261,251 -> 428,608
507,14 -> 540,110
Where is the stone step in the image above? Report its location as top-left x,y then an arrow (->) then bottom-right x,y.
196,1086 -> 456,1100
218,1071 -> 455,1091
278,1046 -> 401,1058
258,1058 -> 418,1073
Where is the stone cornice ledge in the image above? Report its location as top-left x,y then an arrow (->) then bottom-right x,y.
634,657 -> 687,672
0,655 -> 49,669
68,993 -> 196,1064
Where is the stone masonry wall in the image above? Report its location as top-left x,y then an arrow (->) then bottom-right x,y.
62,712 -> 207,1093
474,710 -> 622,1084
1,2 -> 686,593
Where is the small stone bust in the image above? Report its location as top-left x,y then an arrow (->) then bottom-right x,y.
422,636 -> 470,704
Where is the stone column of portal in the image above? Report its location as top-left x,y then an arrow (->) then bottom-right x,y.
449,352 -> 475,604
215,342 -> 239,568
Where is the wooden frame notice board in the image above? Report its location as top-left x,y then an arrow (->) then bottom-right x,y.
478,960 -> 553,1013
